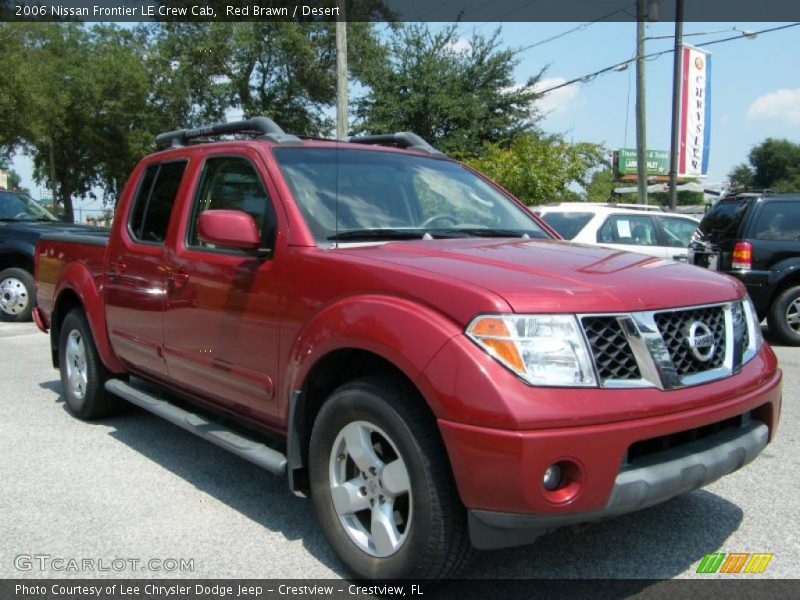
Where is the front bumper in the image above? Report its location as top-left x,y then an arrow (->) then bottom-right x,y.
468,419 -> 768,549
435,361 -> 781,550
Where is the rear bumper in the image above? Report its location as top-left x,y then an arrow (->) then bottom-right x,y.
468,419 -> 768,549
32,306 -> 49,333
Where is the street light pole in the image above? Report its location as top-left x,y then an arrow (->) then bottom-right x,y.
335,0 -> 348,141
635,0 -> 648,205
668,0 -> 685,210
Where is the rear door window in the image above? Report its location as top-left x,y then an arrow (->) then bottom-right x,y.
597,215 -> 658,246
128,160 -> 188,244
752,202 -> 800,241
540,212 -> 593,240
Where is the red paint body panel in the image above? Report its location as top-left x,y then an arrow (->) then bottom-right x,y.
34,137 -> 783,517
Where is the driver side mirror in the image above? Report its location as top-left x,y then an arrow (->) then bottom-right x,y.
197,210 -> 261,250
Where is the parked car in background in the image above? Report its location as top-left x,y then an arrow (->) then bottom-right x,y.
689,193 -> 800,345
536,203 -> 700,261
0,189 -> 103,322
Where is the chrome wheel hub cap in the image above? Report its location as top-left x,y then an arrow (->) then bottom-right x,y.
786,299 -> 800,333
328,421 -> 412,557
0,277 -> 28,315
64,330 -> 88,400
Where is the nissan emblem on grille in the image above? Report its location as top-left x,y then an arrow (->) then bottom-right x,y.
687,321 -> 717,362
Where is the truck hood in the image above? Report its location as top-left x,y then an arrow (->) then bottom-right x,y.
343,238 -> 744,315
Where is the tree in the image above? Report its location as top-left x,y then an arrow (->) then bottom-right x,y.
729,138 -> 800,193
353,24 -> 542,155
464,133 -> 605,205
585,168 -> 617,202
728,163 -> 754,190
0,24 -> 156,221
148,21 -> 383,136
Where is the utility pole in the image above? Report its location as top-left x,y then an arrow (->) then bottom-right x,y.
668,0 -> 685,210
335,0 -> 348,141
49,137 -> 58,216
635,0 -> 648,205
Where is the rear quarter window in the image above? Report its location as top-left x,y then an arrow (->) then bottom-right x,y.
753,201 -> 800,241
539,212 -> 593,240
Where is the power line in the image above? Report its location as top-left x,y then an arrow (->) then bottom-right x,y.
519,3 -> 635,52
533,22 -> 800,98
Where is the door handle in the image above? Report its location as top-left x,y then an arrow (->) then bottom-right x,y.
109,259 -> 127,273
167,268 -> 189,291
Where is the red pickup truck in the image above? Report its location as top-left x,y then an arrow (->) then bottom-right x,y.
34,118 -> 781,579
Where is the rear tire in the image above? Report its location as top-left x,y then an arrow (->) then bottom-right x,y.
768,285 -> 800,346
308,375 -> 474,579
0,267 -> 34,322
58,308 -> 125,419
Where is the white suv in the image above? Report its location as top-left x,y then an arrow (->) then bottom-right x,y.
536,203 -> 699,261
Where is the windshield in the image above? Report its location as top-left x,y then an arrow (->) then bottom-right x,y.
539,211 -> 594,240
0,190 -> 57,221
273,148 -> 549,244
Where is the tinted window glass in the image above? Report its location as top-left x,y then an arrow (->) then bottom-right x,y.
187,156 -> 276,250
129,161 -> 187,244
129,165 -> 158,238
540,212 -> 593,240
598,215 -> 657,246
699,198 -> 751,240
273,148 -> 548,243
660,217 -> 698,247
753,202 -> 800,241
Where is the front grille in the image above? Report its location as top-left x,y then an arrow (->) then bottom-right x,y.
654,306 -> 726,376
581,316 -> 641,382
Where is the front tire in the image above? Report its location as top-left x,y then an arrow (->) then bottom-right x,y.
768,285 -> 800,346
0,267 -> 34,322
308,375 -> 474,579
58,309 -> 125,419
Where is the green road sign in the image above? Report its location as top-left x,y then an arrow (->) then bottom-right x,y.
617,148 -> 670,176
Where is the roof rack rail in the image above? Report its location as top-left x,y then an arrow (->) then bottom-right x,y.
348,132 -> 444,156
155,117 -> 300,148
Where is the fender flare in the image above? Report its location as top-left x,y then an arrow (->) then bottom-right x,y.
52,263 -> 124,373
283,294 -> 463,494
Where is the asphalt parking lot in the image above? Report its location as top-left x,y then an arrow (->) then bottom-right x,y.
1,320 -> 798,580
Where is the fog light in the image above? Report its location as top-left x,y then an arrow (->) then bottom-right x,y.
543,464 -> 563,491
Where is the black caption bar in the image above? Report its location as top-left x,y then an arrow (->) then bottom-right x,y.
3,0 -> 800,23
3,580 -> 800,600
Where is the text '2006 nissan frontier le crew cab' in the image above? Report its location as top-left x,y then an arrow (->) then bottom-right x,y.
34,118 -> 781,579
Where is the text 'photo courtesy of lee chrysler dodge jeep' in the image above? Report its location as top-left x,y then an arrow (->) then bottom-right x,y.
34,118 -> 782,579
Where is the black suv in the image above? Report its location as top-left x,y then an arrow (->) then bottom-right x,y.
689,192 -> 800,344
0,189 -> 100,322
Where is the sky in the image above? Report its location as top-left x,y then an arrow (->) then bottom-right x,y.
10,20 -> 800,217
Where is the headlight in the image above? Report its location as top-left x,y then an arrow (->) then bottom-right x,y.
466,314 -> 597,387
742,295 -> 763,361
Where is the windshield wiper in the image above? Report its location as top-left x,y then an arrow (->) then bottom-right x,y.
436,228 -> 533,238
328,228 -> 426,241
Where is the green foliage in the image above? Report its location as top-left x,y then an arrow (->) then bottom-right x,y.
148,21 -> 382,135
0,24 -> 155,221
728,163 -> 754,190
464,134 -> 605,205
354,24 -> 542,155
648,190 -> 705,207
730,138 -> 800,193
585,168 -> 617,202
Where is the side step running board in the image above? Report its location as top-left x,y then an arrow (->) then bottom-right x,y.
105,379 -> 287,476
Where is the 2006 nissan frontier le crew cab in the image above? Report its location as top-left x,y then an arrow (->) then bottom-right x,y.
34,118 -> 782,579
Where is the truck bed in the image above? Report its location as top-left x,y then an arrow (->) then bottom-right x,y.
35,232 -> 109,326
